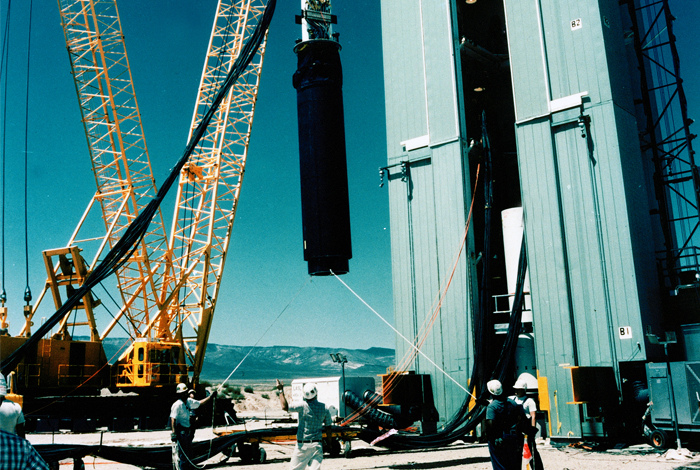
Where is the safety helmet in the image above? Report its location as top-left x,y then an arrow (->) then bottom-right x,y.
513,379 -> 528,391
487,379 -> 503,396
303,383 -> 317,400
0,373 -> 6,397
176,383 -> 188,394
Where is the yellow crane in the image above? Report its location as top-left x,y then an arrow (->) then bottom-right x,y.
0,0 -> 271,397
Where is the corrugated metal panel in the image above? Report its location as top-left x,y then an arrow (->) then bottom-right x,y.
382,0 -> 475,424
505,0 -> 661,438
431,144 -> 474,415
503,0 -> 549,121
386,143 -> 473,425
515,103 -> 657,437
516,119 -> 582,437
421,1 -> 460,145
381,1 -> 428,159
540,1 -> 607,102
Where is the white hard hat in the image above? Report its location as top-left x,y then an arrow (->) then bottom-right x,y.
516,372 -> 538,392
0,373 -> 6,397
176,383 -> 188,394
513,379 -> 528,391
487,379 -> 503,396
303,383 -> 317,400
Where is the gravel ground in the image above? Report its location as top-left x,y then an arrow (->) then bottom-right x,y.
199,439 -> 700,470
30,430 -> 700,470
28,392 -> 700,470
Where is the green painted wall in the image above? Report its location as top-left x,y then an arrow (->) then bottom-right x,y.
504,0 -> 662,438
381,0 -> 477,426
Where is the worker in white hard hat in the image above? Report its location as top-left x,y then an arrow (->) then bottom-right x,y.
276,378 -> 331,470
0,373 -> 25,437
170,383 -> 217,470
510,379 -> 543,470
484,379 -> 526,470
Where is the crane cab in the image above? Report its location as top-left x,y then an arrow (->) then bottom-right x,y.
114,338 -> 186,389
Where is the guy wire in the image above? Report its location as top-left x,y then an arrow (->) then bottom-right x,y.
329,271 -> 470,396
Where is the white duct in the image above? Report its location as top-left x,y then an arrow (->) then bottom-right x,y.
501,207 -> 531,319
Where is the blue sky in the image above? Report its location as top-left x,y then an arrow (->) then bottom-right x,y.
0,1 -> 698,351
0,1 -> 392,350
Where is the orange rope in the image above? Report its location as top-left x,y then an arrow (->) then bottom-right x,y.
341,164 -> 482,426
391,163 -> 481,384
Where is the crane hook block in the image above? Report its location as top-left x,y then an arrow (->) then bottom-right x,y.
293,39 -> 352,276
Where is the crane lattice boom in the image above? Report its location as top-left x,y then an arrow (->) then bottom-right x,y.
54,0 -> 170,343
166,0 -> 269,385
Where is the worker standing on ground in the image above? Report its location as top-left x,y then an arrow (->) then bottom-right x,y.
170,383 -> 217,470
276,379 -> 331,470
0,373 -> 25,437
510,379 -> 543,470
484,379 -> 525,470
187,389 -> 199,440
510,379 -> 543,469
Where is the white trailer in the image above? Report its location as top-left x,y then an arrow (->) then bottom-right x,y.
291,376 -> 376,420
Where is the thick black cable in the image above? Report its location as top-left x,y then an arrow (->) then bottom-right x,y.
472,109 -> 493,400
492,239 -> 527,384
357,113 -> 529,449
0,0 -> 276,376
357,238 -> 528,449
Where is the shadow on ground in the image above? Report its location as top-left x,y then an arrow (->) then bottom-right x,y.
388,456 -> 491,469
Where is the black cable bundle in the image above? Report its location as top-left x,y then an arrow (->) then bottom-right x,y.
357,112 -> 529,450
1,0 -> 277,376
471,109 -> 495,409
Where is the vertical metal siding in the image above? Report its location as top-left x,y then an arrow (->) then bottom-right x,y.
506,0 -> 661,438
381,1 -> 428,158
432,144 -> 472,414
517,119 -> 583,437
381,0 -> 475,424
421,1 -> 460,144
503,0 -> 549,121
541,1 -> 607,102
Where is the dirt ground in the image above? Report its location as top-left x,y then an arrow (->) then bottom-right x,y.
28,385 -> 700,470
32,434 -> 700,470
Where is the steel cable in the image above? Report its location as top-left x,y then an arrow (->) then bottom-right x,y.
1,0 -> 277,376
0,0 -> 11,308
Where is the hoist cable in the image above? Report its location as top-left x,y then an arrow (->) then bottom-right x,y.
22,0 -> 33,304
390,164 -> 481,389
330,271 -> 469,395
336,112 -> 530,449
353,238 -> 528,449
0,0 -> 11,304
0,0 -> 276,376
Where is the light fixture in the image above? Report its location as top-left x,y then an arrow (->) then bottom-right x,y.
466,0 -> 477,4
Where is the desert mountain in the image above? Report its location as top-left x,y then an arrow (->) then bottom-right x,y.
99,338 -> 395,382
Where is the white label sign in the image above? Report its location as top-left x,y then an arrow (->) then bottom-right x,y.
571,18 -> 582,30
619,326 -> 632,339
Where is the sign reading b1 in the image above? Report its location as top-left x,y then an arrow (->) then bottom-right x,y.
619,326 -> 632,339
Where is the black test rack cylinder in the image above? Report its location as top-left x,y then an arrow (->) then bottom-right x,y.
293,38 -> 352,276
